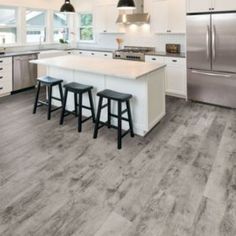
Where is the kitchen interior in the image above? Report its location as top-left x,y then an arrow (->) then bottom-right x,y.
0,0 -> 236,235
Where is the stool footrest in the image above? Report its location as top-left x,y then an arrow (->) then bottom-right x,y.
51,96 -> 63,102
82,116 -> 93,123
101,103 -> 108,109
110,113 -> 129,122
51,106 -> 62,112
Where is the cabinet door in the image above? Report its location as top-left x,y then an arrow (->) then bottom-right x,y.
187,0 -> 212,13
213,0 -> 236,11
106,4 -> 121,33
151,0 -> 168,33
166,63 -> 186,96
94,5 -> 106,33
168,0 -> 186,33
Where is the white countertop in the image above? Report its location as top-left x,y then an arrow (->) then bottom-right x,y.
31,55 -> 166,80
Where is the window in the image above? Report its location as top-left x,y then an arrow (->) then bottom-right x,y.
0,7 -> 17,45
79,13 -> 94,42
53,12 -> 69,43
26,9 -> 46,43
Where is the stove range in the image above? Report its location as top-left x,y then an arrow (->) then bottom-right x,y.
113,46 -> 155,62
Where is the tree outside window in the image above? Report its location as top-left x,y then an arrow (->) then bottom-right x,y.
79,13 -> 94,42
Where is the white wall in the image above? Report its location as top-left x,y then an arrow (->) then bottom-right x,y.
76,0 -> 186,52
0,0 -> 72,10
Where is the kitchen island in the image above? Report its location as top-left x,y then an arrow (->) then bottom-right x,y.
31,55 -> 166,136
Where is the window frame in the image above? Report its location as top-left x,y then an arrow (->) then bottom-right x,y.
52,11 -> 71,43
0,6 -> 18,46
78,12 -> 95,43
25,8 -> 47,44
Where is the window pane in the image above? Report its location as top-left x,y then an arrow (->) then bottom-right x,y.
53,13 -> 68,28
0,8 -> 16,26
26,10 -> 46,27
26,28 -> 45,43
53,28 -> 69,42
80,28 -> 93,41
0,28 -> 16,44
80,14 -> 93,27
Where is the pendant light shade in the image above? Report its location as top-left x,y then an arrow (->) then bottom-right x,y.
117,0 -> 136,9
60,0 -> 75,13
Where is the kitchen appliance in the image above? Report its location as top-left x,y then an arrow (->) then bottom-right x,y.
13,54 -> 38,91
187,12 -> 236,108
116,0 -> 150,24
113,46 -> 155,61
166,44 -> 181,54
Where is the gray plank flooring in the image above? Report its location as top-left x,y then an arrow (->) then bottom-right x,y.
0,89 -> 236,236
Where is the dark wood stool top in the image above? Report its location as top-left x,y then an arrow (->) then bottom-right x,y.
37,76 -> 63,85
97,89 -> 132,101
64,82 -> 93,92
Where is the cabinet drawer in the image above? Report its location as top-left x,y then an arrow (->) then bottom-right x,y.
0,66 -> 12,77
0,80 -> 12,95
0,57 -> 12,66
165,57 -> 186,66
145,56 -> 165,63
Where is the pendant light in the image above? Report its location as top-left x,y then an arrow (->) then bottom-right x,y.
60,0 -> 75,13
117,0 -> 136,10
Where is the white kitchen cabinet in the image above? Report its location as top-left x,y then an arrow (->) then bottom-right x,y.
213,0 -> 236,11
0,57 -> 12,96
95,4 -> 125,34
76,50 -> 112,59
145,55 -> 187,97
151,0 -> 186,34
187,0 -> 212,13
187,0 -> 236,13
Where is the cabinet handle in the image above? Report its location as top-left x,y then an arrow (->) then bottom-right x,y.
172,60 -> 177,62
152,58 -> 157,60
0,76 -> 3,79
91,53 -> 94,55
0,60 -> 3,63
167,30 -> 171,33
104,54 -> 107,56
79,52 -> 82,54
0,68 -> 3,70
0,87 -> 3,90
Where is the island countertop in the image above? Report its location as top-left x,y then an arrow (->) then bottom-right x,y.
31,55 -> 166,80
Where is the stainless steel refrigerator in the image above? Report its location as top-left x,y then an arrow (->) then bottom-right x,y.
187,13 -> 236,108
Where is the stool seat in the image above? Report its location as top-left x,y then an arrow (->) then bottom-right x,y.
64,82 -> 93,92
38,76 -> 63,85
97,89 -> 132,101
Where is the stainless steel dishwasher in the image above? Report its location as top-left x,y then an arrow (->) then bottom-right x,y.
13,54 -> 38,91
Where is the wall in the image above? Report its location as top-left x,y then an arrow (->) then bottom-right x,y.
0,0 -> 72,10
76,0 -> 186,52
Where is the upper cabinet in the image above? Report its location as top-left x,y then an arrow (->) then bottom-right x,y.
187,0 -> 236,13
94,4 -> 125,34
151,0 -> 186,34
213,0 -> 236,11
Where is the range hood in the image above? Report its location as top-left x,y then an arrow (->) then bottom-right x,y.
116,0 -> 150,24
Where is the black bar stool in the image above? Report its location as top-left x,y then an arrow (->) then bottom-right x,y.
60,82 -> 95,132
93,89 -> 134,149
33,76 -> 63,120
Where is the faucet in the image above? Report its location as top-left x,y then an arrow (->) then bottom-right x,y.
39,36 -> 43,50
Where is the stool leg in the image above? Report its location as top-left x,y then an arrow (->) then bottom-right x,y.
74,93 -> 78,117
88,90 -> 95,123
118,101 -> 122,149
126,100 -> 134,137
78,93 -> 83,132
107,98 -> 111,128
58,83 -> 64,106
93,97 -> 103,139
60,88 -> 68,125
33,81 -> 41,114
47,85 -> 52,120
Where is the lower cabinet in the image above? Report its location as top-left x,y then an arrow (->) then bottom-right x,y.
75,50 -> 113,59
145,55 -> 187,98
0,57 -> 12,96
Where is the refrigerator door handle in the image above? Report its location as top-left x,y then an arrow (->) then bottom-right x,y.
191,70 -> 232,78
212,25 -> 216,61
206,25 -> 210,60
